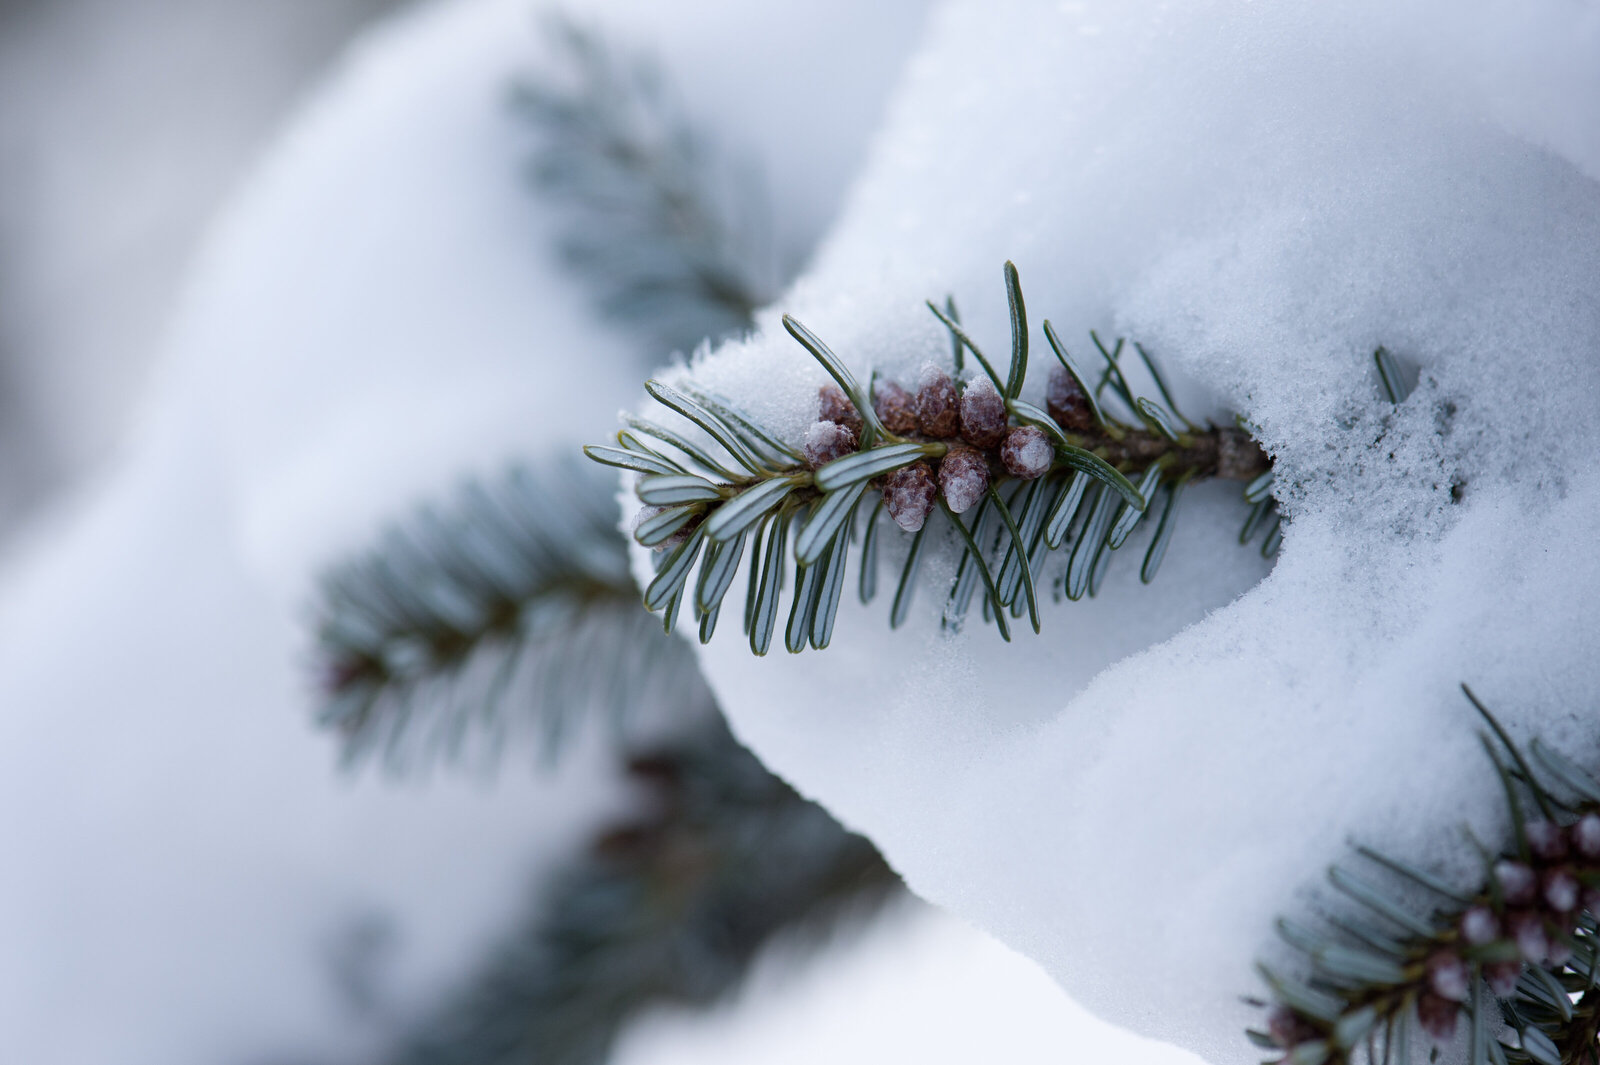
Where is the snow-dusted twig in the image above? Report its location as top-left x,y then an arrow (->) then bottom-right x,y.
588,262 -> 1275,652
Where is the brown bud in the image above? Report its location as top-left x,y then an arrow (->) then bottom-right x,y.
802,420 -> 858,469
939,446 -> 990,514
1572,812 -> 1600,860
1544,868 -> 1580,913
818,384 -> 863,435
959,377 -> 1009,448
1000,426 -> 1053,479
874,380 -> 918,435
1527,820 -> 1568,862
1266,1005 -> 1317,1049
1495,860 -> 1538,906
884,463 -> 938,532
1416,992 -> 1459,1044
1046,364 -> 1094,432
915,366 -> 960,438
1506,910 -> 1549,963
1484,960 -> 1522,997
1425,951 -> 1470,1002
1459,905 -> 1500,945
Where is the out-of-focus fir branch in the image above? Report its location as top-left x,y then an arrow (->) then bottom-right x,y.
372,714 -> 899,1065
311,458 -> 706,773
1252,687 -> 1600,1065
511,15 -> 782,358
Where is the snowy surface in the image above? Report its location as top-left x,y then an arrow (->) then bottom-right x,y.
0,0 -> 932,1061
627,1 -> 1600,1062
614,899 -> 1202,1065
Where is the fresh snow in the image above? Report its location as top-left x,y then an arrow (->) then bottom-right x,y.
628,1 -> 1600,1061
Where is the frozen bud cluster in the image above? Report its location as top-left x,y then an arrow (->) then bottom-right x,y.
1000,426 -> 1053,479
1574,812 -> 1600,858
817,384 -> 863,435
939,446 -> 989,514
884,463 -> 937,532
873,380 -> 918,434
915,365 -> 960,438
1424,951 -> 1469,1002
803,420 -> 857,469
1046,364 -> 1093,432
1527,819 -> 1568,860
959,377 -> 1008,448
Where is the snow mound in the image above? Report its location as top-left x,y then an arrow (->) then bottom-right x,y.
626,1 -> 1600,1061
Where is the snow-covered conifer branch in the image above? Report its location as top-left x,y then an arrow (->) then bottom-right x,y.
510,14 -> 780,359
310,458 -> 707,773
590,263 -> 1275,652
1253,687 -> 1600,1065
372,714 -> 897,1065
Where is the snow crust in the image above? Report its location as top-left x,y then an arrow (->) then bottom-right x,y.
634,2 -> 1600,1061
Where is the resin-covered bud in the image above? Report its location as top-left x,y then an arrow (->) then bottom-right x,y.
1000,426 -> 1053,479
818,384 -> 863,435
1494,860 -> 1538,907
1543,868 -> 1580,913
1506,910 -> 1549,963
1416,992 -> 1459,1044
959,376 -> 1009,448
939,446 -> 990,514
1266,1005 -> 1317,1049
884,463 -> 938,532
1484,960 -> 1523,997
874,380 -> 919,435
1425,951 -> 1470,1002
1046,364 -> 1094,432
1459,905 -> 1499,945
915,366 -> 961,438
1573,812 -> 1600,860
1527,820 -> 1569,861
802,420 -> 858,470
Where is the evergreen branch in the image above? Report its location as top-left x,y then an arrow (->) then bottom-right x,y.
1252,687 -> 1600,1065
371,714 -> 899,1065
511,15 -> 781,358
588,262 -> 1275,651
310,458 -> 705,773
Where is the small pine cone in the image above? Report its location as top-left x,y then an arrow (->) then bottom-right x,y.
874,380 -> 919,435
1459,905 -> 1500,945
1527,820 -> 1568,861
1000,426 -> 1053,479
818,384 -> 863,435
1495,860 -> 1538,907
1506,910 -> 1549,963
939,446 -> 990,514
884,463 -> 938,532
1573,812 -> 1600,859
959,377 -> 1009,448
1416,992 -> 1459,1044
803,420 -> 858,469
1216,427 -> 1271,480
1425,951 -> 1470,1002
1484,960 -> 1522,997
1046,364 -> 1094,432
1543,868 -> 1580,913
915,366 -> 961,438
